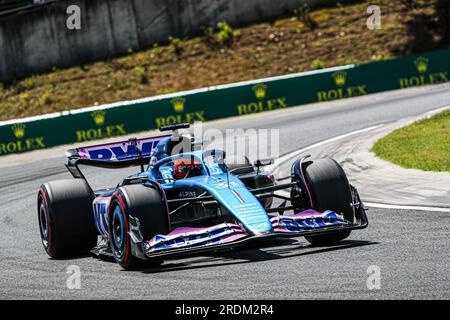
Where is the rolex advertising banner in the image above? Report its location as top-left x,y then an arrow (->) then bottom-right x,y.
1,48 -> 449,156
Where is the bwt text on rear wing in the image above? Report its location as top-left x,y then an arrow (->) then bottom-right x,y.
64,135 -> 171,179
66,135 -> 171,161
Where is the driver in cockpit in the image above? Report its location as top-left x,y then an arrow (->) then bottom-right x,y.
173,159 -> 204,180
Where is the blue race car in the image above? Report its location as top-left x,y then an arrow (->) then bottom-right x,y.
38,123 -> 368,269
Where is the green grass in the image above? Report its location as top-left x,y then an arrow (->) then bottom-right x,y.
371,109 -> 450,172
0,0 -> 441,121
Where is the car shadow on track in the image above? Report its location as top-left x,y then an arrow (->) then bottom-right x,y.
138,239 -> 379,274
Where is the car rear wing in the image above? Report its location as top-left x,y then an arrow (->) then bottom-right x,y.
65,135 -> 170,179
66,135 -> 171,161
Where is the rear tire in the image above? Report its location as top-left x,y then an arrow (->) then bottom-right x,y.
303,158 -> 354,245
38,179 -> 97,258
109,185 -> 169,270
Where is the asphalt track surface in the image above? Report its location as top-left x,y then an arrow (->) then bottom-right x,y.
0,83 -> 449,299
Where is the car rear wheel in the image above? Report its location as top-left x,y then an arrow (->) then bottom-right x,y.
38,179 -> 98,258
109,185 -> 169,270
303,158 -> 354,245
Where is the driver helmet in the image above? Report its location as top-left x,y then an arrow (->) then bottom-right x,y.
173,159 -> 203,180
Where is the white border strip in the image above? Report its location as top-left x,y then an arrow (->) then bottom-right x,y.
270,105 -> 450,171
267,124 -> 383,173
277,188 -> 450,213
364,202 -> 450,212
423,105 -> 450,117
271,108 -> 450,212
0,64 -> 354,127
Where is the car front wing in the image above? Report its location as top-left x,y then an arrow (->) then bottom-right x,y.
127,208 -> 368,260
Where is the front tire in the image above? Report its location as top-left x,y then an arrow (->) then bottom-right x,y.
109,185 -> 169,270
302,158 -> 354,245
38,179 -> 97,258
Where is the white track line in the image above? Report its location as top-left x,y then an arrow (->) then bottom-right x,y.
364,202 -> 450,212
271,112 -> 450,212
0,65 -> 354,127
270,105 -> 450,173
423,105 -> 450,117
275,191 -> 450,212
267,124 -> 383,173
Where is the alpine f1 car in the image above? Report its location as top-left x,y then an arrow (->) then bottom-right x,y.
38,123 -> 368,269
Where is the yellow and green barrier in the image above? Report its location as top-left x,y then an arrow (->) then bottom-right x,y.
1,48 -> 449,156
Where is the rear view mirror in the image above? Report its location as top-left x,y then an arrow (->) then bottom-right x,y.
253,158 -> 274,167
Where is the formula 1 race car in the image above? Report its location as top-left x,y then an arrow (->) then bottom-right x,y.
38,123 -> 368,269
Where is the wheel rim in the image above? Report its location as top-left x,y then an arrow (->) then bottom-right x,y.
39,201 -> 49,249
111,206 -> 126,259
